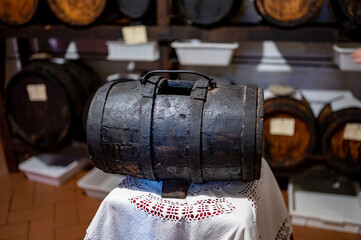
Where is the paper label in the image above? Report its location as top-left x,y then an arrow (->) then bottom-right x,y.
343,123 -> 361,141
270,118 -> 295,136
122,25 -> 148,45
26,84 -> 47,101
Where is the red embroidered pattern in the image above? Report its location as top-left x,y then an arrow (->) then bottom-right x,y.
129,194 -> 235,222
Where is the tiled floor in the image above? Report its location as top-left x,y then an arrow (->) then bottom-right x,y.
0,168 -> 101,240
0,168 -> 360,240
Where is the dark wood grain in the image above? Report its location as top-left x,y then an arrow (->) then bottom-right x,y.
0,25 -> 338,42
87,74 -> 264,183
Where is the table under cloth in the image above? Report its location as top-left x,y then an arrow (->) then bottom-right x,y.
84,158 -> 292,240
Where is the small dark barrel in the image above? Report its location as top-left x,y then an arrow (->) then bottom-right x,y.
87,70 -> 264,183
46,0 -> 107,26
318,102 -> 361,178
0,0 -> 38,25
332,0 -> 361,25
5,60 -> 100,149
255,0 -> 324,27
263,95 -> 316,169
116,0 -> 152,19
178,0 -> 242,25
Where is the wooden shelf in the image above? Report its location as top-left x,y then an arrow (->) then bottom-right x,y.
0,25 -> 340,42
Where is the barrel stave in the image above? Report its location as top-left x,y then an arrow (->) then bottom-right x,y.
202,85 -> 246,181
100,81 -> 144,176
153,95 -> 191,179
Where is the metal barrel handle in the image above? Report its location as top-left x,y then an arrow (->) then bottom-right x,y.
141,70 -> 217,88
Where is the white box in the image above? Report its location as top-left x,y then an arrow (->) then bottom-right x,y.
19,153 -> 90,186
333,44 -> 361,71
106,41 -> 159,61
77,168 -> 126,199
288,168 -> 361,234
171,40 -> 239,66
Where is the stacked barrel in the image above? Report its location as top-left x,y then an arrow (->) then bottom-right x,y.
2,0 -> 361,27
318,98 -> 361,178
0,0 -> 155,26
262,85 -> 361,179
5,59 -> 101,150
262,87 -> 316,172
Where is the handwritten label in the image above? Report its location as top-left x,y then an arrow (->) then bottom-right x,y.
270,118 -> 295,136
26,84 -> 47,101
122,25 -> 148,44
343,123 -> 361,141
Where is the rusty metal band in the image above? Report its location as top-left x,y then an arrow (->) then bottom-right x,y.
253,88 -> 263,180
139,76 -> 161,180
242,84 -> 257,182
189,79 -> 208,184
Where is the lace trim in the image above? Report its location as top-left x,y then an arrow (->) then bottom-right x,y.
275,216 -> 292,240
119,176 -> 143,189
188,181 -> 232,196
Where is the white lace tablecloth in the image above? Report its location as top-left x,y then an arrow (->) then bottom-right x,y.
85,159 -> 292,240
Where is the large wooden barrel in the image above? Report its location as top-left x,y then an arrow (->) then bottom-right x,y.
0,0 -> 38,25
318,98 -> 361,178
263,93 -> 316,169
177,0 -> 242,25
46,0 -> 107,26
255,0 -> 324,27
87,70 -> 264,183
5,60 -> 100,149
332,0 -> 361,25
116,0 -> 153,19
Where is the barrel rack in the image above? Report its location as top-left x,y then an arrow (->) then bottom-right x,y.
0,0 -> 359,172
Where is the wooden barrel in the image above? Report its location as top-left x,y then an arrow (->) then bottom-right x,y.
255,0 -> 324,27
318,101 -> 361,177
116,0 -> 153,19
46,0 -> 107,26
5,60 -> 100,149
332,0 -> 361,25
0,0 -> 39,25
263,95 -> 316,169
177,0 -> 242,25
87,70 -> 264,183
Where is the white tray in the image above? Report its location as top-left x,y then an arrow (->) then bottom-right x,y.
77,168 -> 126,199
171,40 -> 239,66
19,153 -> 90,187
106,41 -> 159,61
288,168 -> 361,234
333,44 -> 361,71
